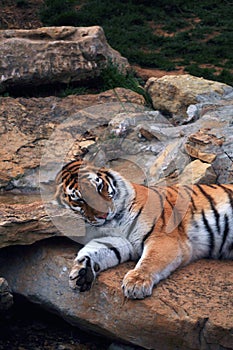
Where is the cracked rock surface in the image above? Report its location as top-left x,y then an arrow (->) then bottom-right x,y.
0,238 -> 232,350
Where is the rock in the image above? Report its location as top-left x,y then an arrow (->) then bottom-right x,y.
0,26 -> 129,93
145,74 -> 232,121
185,144 -> 216,163
0,196 -> 96,248
105,88 -> 233,186
177,159 -> 216,185
149,140 -> 190,184
0,201 -> 56,248
0,88 -> 145,190
184,129 -> 224,163
0,277 -> 13,313
0,238 -> 232,350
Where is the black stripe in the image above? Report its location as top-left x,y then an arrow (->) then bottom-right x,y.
126,206 -> 144,239
219,214 -> 229,258
185,185 -> 198,196
168,186 -> 185,198
104,171 -> 117,188
197,184 -> 221,233
193,220 -> 199,229
205,184 -> 218,189
63,160 -> 83,172
183,186 -> 197,215
165,196 -> 183,229
201,209 -> 215,258
142,221 -> 156,247
184,185 -> 198,211
134,206 -> 144,221
190,197 -> 197,213
110,247 -> 121,264
218,185 -> 233,212
94,240 -> 122,263
128,196 -> 136,213
166,196 -> 177,226
150,187 -> 166,226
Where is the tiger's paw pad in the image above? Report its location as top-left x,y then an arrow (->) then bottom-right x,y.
122,269 -> 154,299
69,256 -> 100,292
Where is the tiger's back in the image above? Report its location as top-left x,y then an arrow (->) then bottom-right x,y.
56,160 -> 233,299
141,183 -> 233,260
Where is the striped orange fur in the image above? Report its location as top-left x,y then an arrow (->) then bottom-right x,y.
55,160 -> 233,299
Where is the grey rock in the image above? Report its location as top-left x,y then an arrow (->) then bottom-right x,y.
145,74 -> 233,121
0,26 -> 129,93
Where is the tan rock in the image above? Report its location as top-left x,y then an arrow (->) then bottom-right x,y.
0,26 -> 129,93
0,88 -> 145,190
188,130 -> 225,146
145,74 -> 229,118
185,144 -> 216,163
184,129 -> 226,163
0,238 -> 232,349
178,159 -> 216,184
149,141 -> 190,184
0,201 -> 56,248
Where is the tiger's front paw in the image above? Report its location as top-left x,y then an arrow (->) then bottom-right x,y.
122,269 -> 154,299
69,256 -> 100,292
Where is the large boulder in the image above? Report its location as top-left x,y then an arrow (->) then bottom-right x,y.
0,238 -> 232,350
0,26 -> 129,93
145,74 -> 232,121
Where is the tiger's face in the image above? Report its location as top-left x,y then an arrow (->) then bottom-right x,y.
55,161 -> 117,226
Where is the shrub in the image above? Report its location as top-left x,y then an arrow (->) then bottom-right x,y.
40,0 -> 79,26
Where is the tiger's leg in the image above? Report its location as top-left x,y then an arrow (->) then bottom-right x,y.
122,235 -> 190,299
69,236 -> 137,292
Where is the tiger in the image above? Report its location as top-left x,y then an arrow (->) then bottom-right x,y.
55,159 -> 233,299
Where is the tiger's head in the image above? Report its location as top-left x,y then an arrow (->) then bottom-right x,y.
55,160 -> 118,226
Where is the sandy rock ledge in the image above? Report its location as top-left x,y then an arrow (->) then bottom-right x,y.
0,238 -> 232,350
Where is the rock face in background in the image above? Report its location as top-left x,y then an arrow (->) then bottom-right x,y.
0,88 -> 144,190
0,238 -> 232,350
105,86 -> 233,186
0,26 -> 129,93
0,79 -> 232,192
145,74 -> 232,121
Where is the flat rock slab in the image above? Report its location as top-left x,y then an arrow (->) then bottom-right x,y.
0,238 -> 232,350
0,200 -> 58,248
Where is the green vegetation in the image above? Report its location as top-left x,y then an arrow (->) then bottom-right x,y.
39,0 -> 79,26
58,63 -> 151,104
40,0 -> 233,86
